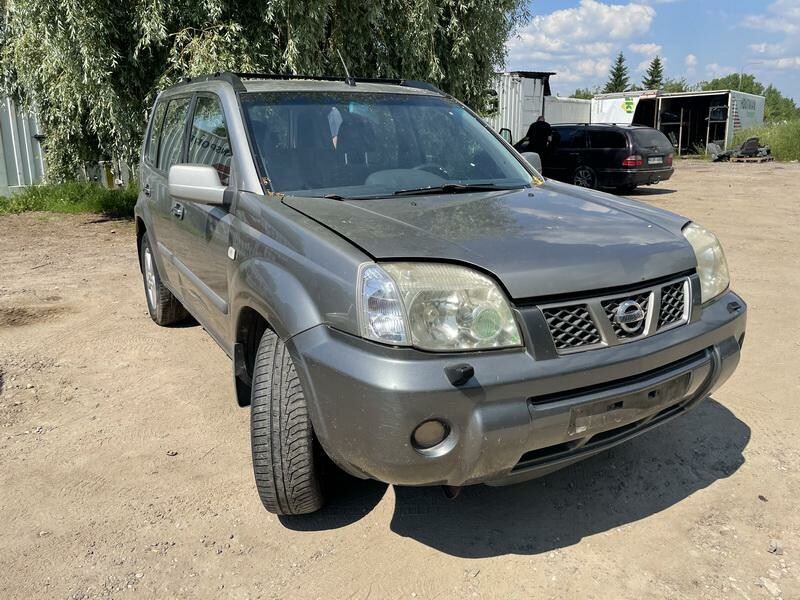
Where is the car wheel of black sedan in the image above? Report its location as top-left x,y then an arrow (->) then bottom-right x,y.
572,165 -> 597,189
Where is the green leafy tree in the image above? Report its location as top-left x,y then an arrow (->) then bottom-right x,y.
661,77 -> 692,93
571,87 -> 595,100
641,56 -> 664,90
701,73 -> 764,96
701,73 -> 799,123
603,51 -> 630,93
763,84 -> 800,122
0,0 -> 528,180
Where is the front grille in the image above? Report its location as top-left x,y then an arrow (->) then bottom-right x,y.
538,276 -> 691,354
659,281 -> 686,329
541,304 -> 602,350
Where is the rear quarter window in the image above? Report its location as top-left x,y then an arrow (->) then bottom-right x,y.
588,129 -> 627,149
632,128 -> 673,151
145,102 -> 167,165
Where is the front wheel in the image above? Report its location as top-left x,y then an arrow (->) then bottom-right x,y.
572,165 -> 596,189
250,329 -> 325,515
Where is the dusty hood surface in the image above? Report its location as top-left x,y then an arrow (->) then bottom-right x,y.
284,181 -> 696,299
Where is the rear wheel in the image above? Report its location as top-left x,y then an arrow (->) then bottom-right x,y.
572,165 -> 596,189
250,329 -> 325,515
140,235 -> 187,325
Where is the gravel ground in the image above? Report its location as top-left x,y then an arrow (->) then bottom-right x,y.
1,160 -> 798,599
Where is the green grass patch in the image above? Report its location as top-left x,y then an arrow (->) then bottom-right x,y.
734,120 -> 800,162
0,182 -> 138,218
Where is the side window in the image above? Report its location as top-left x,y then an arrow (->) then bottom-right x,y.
570,127 -> 587,149
589,130 -> 627,149
145,102 -> 167,165
157,97 -> 191,172
188,96 -> 232,185
552,127 -> 581,150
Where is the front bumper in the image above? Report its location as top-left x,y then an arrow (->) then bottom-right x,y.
288,290 -> 746,487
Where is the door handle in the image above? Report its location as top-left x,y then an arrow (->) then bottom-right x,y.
143,184 -> 151,197
170,203 -> 184,219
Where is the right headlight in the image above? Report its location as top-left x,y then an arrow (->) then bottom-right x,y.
357,262 -> 522,351
682,222 -> 730,303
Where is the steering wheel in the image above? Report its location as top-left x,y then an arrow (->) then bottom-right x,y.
413,162 -> 450,178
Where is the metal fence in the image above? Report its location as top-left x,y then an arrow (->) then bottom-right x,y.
0,97 -> 46,196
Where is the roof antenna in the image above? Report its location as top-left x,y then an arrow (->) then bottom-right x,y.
337,49 -> 356,87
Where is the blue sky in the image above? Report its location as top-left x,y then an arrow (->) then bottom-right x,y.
505,0 -> 800,99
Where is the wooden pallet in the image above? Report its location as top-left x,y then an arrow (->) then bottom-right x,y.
731,155 -> 774,163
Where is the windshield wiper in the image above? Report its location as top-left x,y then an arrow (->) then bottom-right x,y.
392,183 -> 523,197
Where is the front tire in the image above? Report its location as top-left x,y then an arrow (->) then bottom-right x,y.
250,329 -> 325,515
572,165 -> 597,189
140,235 -> 187,325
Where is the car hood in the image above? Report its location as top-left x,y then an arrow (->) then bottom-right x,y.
283,180 -> 696,299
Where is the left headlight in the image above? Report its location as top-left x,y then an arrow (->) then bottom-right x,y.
357,262 -> 522,351
682,222 -> 730,303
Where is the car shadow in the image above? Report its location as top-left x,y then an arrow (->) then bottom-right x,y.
623,187 -> 677,196
281,399 -> 749,558
390,398 -> 748,557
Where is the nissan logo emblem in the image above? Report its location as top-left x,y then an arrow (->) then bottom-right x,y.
615,300 -> 646,333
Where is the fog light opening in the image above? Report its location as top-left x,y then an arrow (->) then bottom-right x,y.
411,419 -> 449,450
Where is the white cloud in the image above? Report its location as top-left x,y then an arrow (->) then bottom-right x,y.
683,53 -> 697,76
505,0 -> 656,92
628,43 -> 662,55
762,56 -> 800,70
743,0 -> 800,34
507,0 -> 655,57
705,63 -> 736,78
576,42 -> 615,55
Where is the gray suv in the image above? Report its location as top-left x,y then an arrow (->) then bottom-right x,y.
135,72 -> 746,515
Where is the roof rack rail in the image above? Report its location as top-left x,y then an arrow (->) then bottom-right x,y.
175,71 -> 445,95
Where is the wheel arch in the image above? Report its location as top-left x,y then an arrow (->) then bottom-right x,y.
136,217 -> 147,271
233,305 -> 271,407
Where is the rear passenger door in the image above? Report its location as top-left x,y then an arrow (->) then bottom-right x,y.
143,95 -> 192,289
587,128 -> 629,179
169,93 -> 234,342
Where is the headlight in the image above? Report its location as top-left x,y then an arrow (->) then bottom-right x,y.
682,222 -> 730,303
357,263 -> 522,351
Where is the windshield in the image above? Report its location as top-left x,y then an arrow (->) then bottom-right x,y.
241,91 -> 534,198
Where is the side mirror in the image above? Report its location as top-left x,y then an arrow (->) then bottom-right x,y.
520,151 -> 542,173
169,165 -> 226,205
499,128 -> 513,144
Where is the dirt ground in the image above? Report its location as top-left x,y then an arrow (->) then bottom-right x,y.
1,160 -> 798,600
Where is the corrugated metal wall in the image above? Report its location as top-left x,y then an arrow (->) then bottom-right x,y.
0,97 -> 46,196
544,97 -> 591,125
485,74 -> 546,143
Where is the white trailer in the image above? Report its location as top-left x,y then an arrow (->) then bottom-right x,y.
591,89 -> 765,152
486,72 -> 591,143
